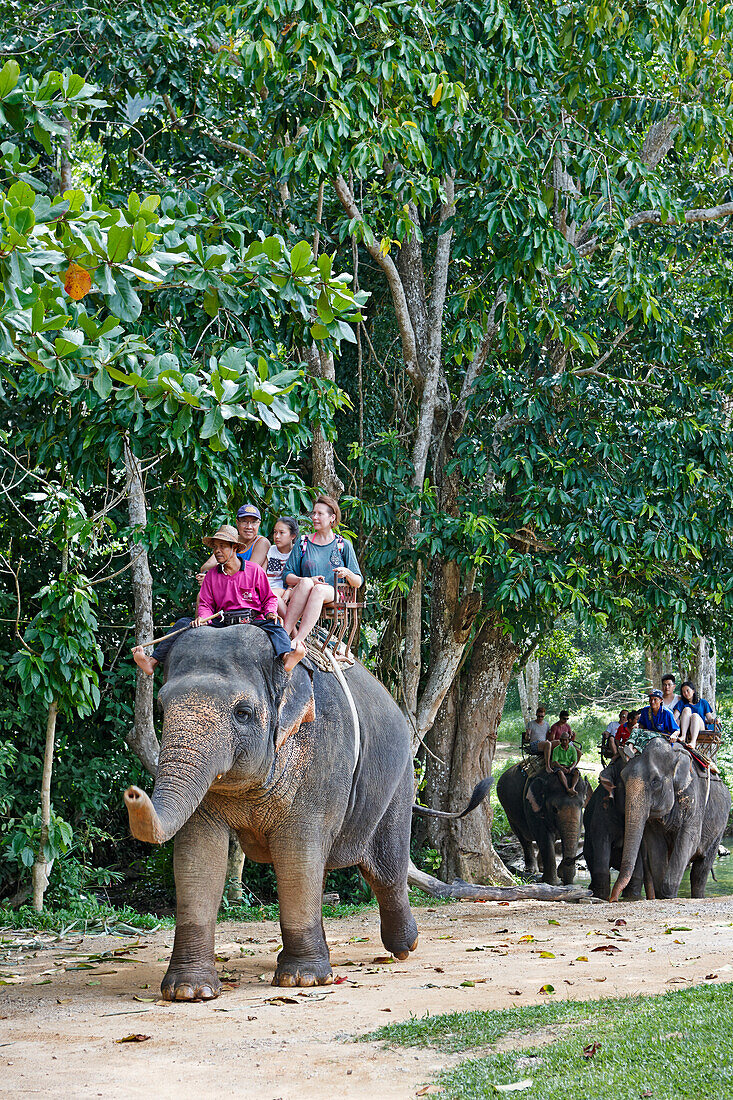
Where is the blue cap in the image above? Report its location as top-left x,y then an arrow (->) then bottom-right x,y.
649,689 -> 663,699
237,504 -> 261,520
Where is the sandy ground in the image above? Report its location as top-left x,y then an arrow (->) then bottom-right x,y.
3,896 -> 733,1099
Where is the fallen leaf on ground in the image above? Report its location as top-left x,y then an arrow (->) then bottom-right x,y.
434,967 -> 444,973
592,945 -> 620,953
115,1034 -> 150,1043
664,927 -> 692,934
132,996 -> 155,1003
548,919 -> 560,925
372,956 -> 396,964
593,977 -> 607,983
56,998 -> 71,1004
705,973 -> 718,980
266,996 -> 299,1006
539,951 -> 555,959
508,990 -> 522,996
518,935 -> 535,943
576,956 -> 588,962
539,984 -> 554,994
613,918 -> 627,926
583,1041 -> 601,1059
461,980 -> 475,987
381,1007 -> 391,1012
494,1080 -> 533,1093
564,980 -> 574,986
673,939 -> 685,945
333,975 -> 349,985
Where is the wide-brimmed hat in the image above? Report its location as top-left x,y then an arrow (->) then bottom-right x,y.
203,524 -> 241,548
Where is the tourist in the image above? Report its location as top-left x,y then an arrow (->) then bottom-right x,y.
197,503 -> 270,581
265,517 -> 299,617
282,495 -> 363,645
545,710 -> 582,771
526,706 -> 550,756
635,689 -> 680,747
673,680 -> 716,749
661,673 -> 680,713
133,525 -> 305,675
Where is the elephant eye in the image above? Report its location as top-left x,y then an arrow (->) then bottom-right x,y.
233,704 -> 253,722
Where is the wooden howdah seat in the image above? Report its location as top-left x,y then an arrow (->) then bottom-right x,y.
313,577 -> 365,664
694,727 -> 722,763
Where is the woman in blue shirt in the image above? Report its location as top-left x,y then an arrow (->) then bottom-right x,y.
282,494 -> 363,645
673,680 -> 715,749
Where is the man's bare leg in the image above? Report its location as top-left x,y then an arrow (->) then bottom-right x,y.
283,641 -> 307,674
132,646 -> 158,677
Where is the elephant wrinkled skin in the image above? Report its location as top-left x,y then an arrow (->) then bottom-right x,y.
583,755 -> 647,900
497,762 -> 591,885
610,738 -> 731,901
124,627 -> 419,1000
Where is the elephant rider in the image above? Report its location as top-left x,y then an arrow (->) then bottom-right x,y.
550,731 -> 580,794
196,503 -> 271,582
133,525 -> 306,676
525,706 -> 549,753
608,710 -> 638,760
282,494 -> 363,645
631,689 -> 680,751
544,711 -> 582,771
672,679 -> 716,749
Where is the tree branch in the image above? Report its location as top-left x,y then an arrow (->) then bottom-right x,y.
333,173 -> 421,388
627,201 -> 733,230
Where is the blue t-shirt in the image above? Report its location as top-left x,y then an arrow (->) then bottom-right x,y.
283,535 -> 362,590
637,705 -> 679,735
674,697 -> 714,729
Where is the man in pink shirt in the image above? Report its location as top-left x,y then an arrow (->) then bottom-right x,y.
133,525 -> 306,675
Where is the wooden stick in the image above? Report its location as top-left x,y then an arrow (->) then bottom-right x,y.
132,611 -> 224,651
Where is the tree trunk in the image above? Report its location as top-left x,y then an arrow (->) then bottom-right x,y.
304,344 -> 344,499
58,117 -> 72,194
526,655 -> 540,714
691,636 -> 716,703
424,618 -> 517,885
124,440 -> 160,776
32,698 -> 59,911
644,648 -> 665,690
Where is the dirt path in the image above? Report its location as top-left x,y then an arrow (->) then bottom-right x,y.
3,897 -> 733,1099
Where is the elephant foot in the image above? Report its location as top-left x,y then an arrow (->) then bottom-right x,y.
380,912 -> 419,961
161,964 -> 221,1002
273,952 -> 333,987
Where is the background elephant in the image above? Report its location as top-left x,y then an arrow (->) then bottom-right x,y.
610,738 -> 731,901
583,755 -> 646,900
124,626 -> 422,1000
497,762 -> 591,885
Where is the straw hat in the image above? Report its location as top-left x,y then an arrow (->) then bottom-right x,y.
202,524 -> 241,548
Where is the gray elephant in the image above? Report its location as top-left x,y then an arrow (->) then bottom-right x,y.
610,738 -> 731,901
497,761 -> 591,885
124,626 -> 485,1001
583,755 -> 647,900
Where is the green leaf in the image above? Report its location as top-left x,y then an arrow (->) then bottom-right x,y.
107,223 -> 133,263
0,60 -> 20,99
203,287 -> 219,317
92,368 -> 113,399
290,240 -> 312,275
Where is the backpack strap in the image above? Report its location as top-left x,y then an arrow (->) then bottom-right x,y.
300,534 -> 309,555
337,534 -> 345,557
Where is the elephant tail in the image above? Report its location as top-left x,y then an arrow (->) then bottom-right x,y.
412,777 -> 493,820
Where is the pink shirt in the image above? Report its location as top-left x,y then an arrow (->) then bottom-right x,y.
197,559 -> 277,619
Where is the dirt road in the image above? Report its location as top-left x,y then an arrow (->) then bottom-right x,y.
3,897 -> 733,1099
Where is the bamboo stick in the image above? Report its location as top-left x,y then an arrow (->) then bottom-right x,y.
132,610 -> 224,651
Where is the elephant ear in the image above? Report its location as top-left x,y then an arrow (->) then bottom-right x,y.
274,663 -> 316,750
673,748 -> 693,793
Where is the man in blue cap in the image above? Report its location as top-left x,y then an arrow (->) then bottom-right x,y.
633,688 -> 680,751
197,503 -> 271,582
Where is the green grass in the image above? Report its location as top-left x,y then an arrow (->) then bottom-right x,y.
363,984 -> 733,1099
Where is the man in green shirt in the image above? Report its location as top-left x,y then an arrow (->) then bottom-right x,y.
550,731 -> 580,794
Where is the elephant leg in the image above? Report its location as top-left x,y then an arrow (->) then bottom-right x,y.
622,852 -> 644,900
162,806 -> 229,1001
689,848 -> 716,898
270,837 -> 332,987
520,835 -> 539,874
660,827 -> 698,899
643,825 -> 668,897
359,774 -> 418,961
537,831 -> 559,884
590,834 -> 611,900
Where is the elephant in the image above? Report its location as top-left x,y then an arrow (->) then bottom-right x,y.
610,737 -> 731,901
497,761 -> 591,885
124,626 -> 488,1001
583,754 -> 647,900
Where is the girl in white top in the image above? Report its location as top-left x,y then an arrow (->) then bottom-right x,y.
266,517 -> 299,618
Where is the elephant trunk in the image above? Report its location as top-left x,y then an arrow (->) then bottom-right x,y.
610,779 -> 649,902
557,808 -> 582,886
125,724 -> 232,845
